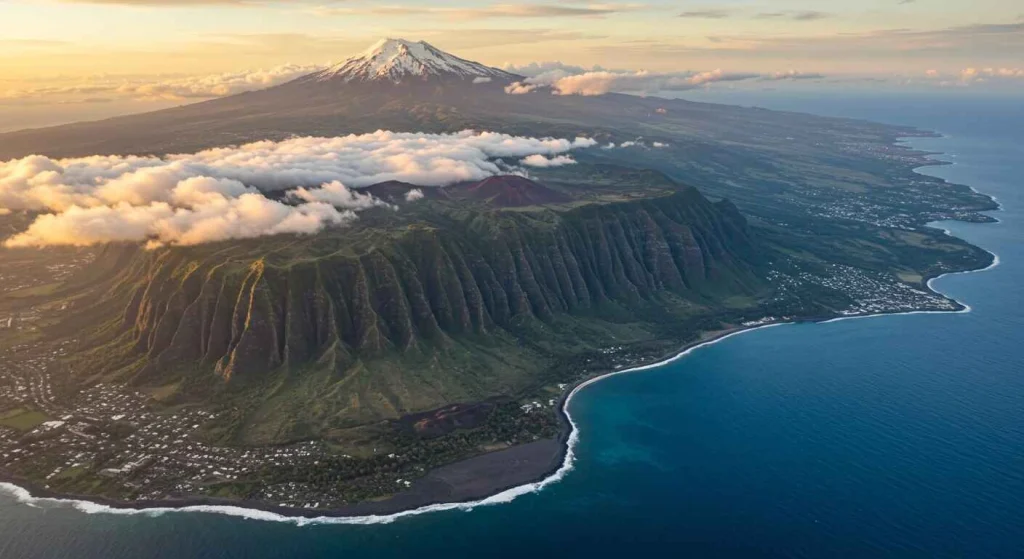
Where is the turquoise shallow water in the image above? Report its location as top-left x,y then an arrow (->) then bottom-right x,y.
1,95 -> 1022,558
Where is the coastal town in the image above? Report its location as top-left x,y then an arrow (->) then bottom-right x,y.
799,140 -> 999,229
1,284 -> 560,510
0,347 -> 346,508
0,333 -> 560,510
767,262 -> 961,317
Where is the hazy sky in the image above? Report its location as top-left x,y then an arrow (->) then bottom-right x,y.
0,0 -> 1021,129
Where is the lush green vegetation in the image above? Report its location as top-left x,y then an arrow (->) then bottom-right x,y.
50,187 -> 765,444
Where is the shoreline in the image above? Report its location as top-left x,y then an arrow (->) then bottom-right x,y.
0,290 -> 997,525
0,323 -> 788,525
0,129 -> 1004,526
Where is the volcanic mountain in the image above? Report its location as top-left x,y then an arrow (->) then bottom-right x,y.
359,180 -> 448,204
454,175 -> 572,207
0,36 -> 856,172
302,38 -> 520,85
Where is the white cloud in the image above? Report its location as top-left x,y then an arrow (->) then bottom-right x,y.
505,82 -> 541,94
471,76 -> 492,84
502,61 -> 602,77
0,130 -> 595,213
404,188 -> 425,202
5,196 -> 357,248
765,69 -> 825,81
2,64 -> 325,104
117,64 -> 325,100
958,67 -> 1024,82
508,68 -> 760,96
905,67 -> 1024,88
503,62 -> 824,96
168,176 -> 254,207
287,181 -> 391,210
1,130 -> 596,247
520,154 -> 576,167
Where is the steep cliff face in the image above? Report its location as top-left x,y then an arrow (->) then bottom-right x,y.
69,189 -> 761,432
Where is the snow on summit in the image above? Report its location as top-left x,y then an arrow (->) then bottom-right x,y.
312,38 -> 519,84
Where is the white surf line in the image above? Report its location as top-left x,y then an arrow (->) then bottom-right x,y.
0,130 -> 1005,526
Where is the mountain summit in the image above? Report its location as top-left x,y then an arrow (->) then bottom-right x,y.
308,38 -> 520,84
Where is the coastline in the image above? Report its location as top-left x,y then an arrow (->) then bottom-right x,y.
0,293 -> 996,525
0,129 -> 1004,526
0,323 -> 784,525
0,280 -> 998,525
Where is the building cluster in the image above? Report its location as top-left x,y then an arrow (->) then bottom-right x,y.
782,142 -> 993,228
0,252 -> 94,294
764,262 -> 957,319
1,347 -> 346,508
800,264 -> 957,316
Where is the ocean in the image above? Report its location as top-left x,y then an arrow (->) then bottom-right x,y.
2,94 -> 1021,558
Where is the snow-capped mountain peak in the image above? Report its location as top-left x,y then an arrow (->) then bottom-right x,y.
312,38 -> 519,84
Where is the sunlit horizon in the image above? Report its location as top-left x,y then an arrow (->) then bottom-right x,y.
1,0 -> 1021,130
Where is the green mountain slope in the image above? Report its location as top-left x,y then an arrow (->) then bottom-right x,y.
57,188 -> 765,443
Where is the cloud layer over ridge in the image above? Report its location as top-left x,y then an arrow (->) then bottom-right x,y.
1,130 -> 596,248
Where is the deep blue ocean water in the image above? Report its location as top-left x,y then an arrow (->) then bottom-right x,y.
2,94 -> 1021,558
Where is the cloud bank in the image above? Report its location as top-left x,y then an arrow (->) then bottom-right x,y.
7,197 -> 356,249
2,64 -> 325,104
911,66 -> 1024,88
504,65 -> 823,96
1,130 -> 596,247
957,67 -> 1024,82
520,154 -> 577,167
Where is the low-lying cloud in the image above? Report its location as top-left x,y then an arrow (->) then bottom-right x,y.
1,130 -> 596,247
7,197 -> 357,249
602,139 -> 669,150
958,66 -> 1024,82
2,64 -> 325,104
520,154 -> 577,167
503,65 -> 823,96
914,66 -> 1024,87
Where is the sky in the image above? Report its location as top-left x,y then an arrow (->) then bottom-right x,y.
0,0 -> 1022,130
